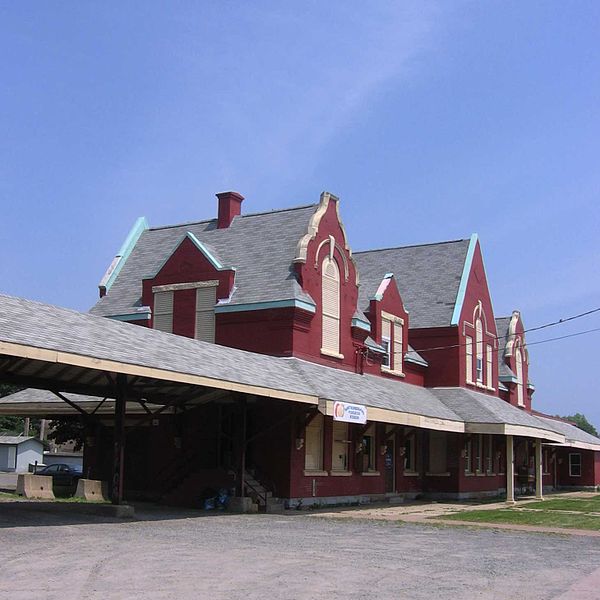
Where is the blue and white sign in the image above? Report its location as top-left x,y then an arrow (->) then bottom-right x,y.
333,401 -> 367,424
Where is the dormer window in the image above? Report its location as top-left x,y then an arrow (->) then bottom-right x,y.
381,312 -> 404,376
321,256 -> 342,358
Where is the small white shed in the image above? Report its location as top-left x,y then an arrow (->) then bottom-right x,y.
0,436 -> 44,472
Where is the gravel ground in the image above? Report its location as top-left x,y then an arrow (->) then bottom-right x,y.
1,503 -> 600,600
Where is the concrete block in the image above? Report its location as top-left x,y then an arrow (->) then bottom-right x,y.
16,474 -> 55,500
75,479 -> 108,502
228,497 -> 254,513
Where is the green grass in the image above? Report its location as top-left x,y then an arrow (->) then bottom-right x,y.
440,496 -> 600,531
523,497 -> 600,513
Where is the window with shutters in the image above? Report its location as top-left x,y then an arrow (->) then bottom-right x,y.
321,257 -> 342,357
304,413 -> 324,472
381,312 -> 404,376
516,347 -> 524,406
465,336 -> 474,384
331,421 -> 349,472
427,431 -> 447,475
195,285 -> 216,343
153,291 -> 174,333
486,344 -> 494,389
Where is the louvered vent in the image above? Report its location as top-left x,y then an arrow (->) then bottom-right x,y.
321,257 -> 340,354
195,286 -> 216,343
153,291 -> 173,333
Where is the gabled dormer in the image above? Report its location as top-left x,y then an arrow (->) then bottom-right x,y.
496,311 -> 532,410
292,192 -> 364,367
366,273 -> 409,378
454,235 -> 498,393
141,232 -> 235,341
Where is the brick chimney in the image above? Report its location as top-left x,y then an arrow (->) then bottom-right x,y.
216,191 -> 244,229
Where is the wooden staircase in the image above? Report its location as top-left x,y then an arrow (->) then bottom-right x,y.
244,471 -> 285,513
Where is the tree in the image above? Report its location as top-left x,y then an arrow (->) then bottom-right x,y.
47,418 -> 85,451
560,413 -> 599,437
0,384 -> 24,434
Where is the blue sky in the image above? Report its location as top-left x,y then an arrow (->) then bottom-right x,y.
1,2 -> 599,425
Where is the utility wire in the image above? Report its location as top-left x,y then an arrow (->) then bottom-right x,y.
411,306 -> 600,354
522,326 -> 600,348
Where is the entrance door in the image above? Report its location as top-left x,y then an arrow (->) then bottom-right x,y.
384,438 -> 395,493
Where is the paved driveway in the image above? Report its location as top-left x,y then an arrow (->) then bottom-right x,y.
1,503 -> 600,599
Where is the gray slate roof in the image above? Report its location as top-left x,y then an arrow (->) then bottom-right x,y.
430,388 -> 556,431
0,436 -> 38,445
534,415 -> 600,448
354,239 -> 470,329
0,293 -> 561,439
287,359 -> 461,422
90,205 -> 318,317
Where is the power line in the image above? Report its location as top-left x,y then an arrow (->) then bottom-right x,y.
524,327 -> 600,348
411,306 -> 600,354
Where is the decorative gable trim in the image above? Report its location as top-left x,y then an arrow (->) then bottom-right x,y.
371,273 -> 395,301
293,191 -> 360,284
504,310 -> 529,362
450,233 -> 478,326
99,216 -> 149,295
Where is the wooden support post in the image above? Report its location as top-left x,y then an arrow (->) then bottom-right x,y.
506,435 -> 515,504
112,373 -> 127,505
535,438 -> 543,500
239,397 -> 247,497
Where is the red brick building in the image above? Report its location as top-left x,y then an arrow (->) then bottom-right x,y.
2,190 -> 598,507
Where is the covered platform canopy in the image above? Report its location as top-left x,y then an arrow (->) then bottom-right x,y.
0,292 -> 567,503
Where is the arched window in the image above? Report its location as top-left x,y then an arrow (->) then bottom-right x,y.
321,256 -> 341,356
516,347 -> 524,406
475,318 -> 483,382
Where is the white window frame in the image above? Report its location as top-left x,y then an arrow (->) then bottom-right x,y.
516,347 -> 525,406
465,335 -> 474,384
475,318 -> 483,383
321,256 -> 343,359
361,424 -> 377,473
304,413 -> 324,473
569,453 -> 582,477
381,311 -> 404,377
486,344 -> 494,390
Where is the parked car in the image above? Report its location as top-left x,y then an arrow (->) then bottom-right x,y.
35,463 -> 83,491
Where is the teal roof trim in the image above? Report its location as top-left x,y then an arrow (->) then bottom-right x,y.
143,231 -> 235,281
215,299 -> 316,314
99,217 -> 149,294
351,317 -> 371,332
186,232 -> 235,272
107,312 -> 151,322
450,233 -> 478,326
371,272 -> 394,301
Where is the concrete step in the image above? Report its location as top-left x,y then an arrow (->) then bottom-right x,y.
387,494 -> 405,505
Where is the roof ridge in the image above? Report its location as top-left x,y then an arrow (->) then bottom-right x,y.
354,238 -> 470,255
148,203 -> 318,232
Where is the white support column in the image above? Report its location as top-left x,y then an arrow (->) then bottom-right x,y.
535,438 -> 543,500
506,435 -> 515,504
